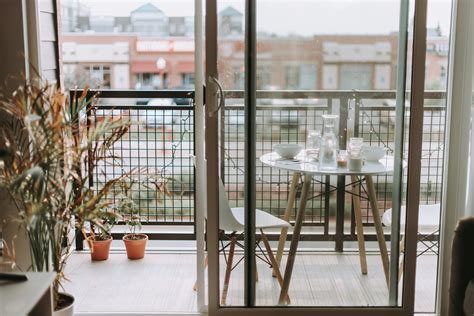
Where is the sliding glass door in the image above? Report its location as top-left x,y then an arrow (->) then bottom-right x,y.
205,0 -> 429,314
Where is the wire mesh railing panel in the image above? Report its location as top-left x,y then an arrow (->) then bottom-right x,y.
83,89 -> 445,241
89,99 -> 195,225
355,96 -> 445,225
221,91 -> 445,234
355,100 -> 397,224
222,98 -> 330,226
420,105 -> 445,205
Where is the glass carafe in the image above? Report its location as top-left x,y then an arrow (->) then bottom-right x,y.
319,114 -> 339,170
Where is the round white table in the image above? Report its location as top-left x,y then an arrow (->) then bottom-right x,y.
260,152 -> 395,176
260,151 -> 396,304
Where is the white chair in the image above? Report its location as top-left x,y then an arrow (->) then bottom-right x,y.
191,155 -> 290,304
383,203 -> 440,280
219,180 -> 291,305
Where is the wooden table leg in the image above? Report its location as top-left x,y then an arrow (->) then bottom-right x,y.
278,173 -> 312,305
365,175 -> 390,285
261,229 -> 290,304
351,175 -> 368,275
274,172 -> 300,277
398,234 -> 406,282
221,236 -> 237,305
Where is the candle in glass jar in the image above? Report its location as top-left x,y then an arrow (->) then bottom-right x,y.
337,150 -> 348,168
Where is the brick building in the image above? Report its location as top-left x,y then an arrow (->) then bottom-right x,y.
61,3 -> 448,91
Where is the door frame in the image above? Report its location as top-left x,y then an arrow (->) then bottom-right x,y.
205,0 -> 428,314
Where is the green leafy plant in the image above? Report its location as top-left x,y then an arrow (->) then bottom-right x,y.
115,175 -> 173,240
116,181 -> 143,240
119,197 -> 142,238
0,80 -> 131,310
89,208 -> 120,241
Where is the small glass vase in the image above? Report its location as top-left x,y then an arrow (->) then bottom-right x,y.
319,114 -> 339,170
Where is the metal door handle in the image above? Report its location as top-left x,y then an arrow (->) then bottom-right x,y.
208,76 -> 224,117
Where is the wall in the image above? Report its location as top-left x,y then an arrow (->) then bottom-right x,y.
112,64 -> 130,89
0,0 -> 61,271
0,0 -> 31,271
438,0 -> 474,313
0,0 -> 28,93
37,0 -> 61,83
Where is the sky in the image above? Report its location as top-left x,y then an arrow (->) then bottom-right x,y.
81,0 -> 452,36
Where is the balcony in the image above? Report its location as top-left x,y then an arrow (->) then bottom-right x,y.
68,88 -> 444,314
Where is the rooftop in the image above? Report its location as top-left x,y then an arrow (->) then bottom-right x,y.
219,6 -> 243,17
131,3 -> 163,14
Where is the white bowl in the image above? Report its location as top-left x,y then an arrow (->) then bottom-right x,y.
273,144 -> 303,159
362,146 -> 386,161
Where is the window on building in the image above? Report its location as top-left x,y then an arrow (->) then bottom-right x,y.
256,66 -> 272,89
299,64 -> 317,89
135,73 -> 161,89
440,66 -> 447,88
233,66 -> 244,90
284,64 -> 317,90
339,64 -> 372,90
440,66 -> 446,79
181,73 -> 195,87
285,65 -> 299,89
82,65 -> 111,88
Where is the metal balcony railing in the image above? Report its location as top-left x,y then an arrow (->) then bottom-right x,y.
74,89 -> 446,246
221,90 -> 445,247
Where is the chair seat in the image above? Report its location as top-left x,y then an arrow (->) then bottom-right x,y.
383,204 -> 441,232
231,207 -> 292,229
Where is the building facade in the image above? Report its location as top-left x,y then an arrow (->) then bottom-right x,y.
61,3 -> 448,91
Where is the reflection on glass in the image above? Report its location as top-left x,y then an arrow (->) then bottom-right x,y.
213,0 -> 450,309
306,130 -> 322,160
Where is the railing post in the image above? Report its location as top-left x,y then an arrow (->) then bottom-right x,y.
324,175 -> 330,236
73,91 -> 85,251
192,96 -> 198,238
339,96 -> 349,150
350,95 -> 361,238
220,103 -> 226,182
335,96 -> 349,252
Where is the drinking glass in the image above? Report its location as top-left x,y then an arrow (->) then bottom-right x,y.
348,137 -> 364,158
306,130 -> 321,160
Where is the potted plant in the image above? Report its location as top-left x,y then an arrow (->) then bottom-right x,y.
86,208 -> 119,261
117,193 -> 148,260
0,81 -> 130,315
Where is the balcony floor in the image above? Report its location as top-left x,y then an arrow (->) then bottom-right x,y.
65,250 -> 437,314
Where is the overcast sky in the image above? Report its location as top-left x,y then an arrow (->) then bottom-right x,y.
82,0 -> 452,36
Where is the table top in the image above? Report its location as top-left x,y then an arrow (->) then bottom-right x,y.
0,272 -> 55,316
260,152 -> 396,176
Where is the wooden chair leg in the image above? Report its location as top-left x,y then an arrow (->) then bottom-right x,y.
398,257 -> 404,282
254,251 -> 259,282
398,235 -> 406,282
260,229 -> 291,304
193,254 -> 208,291
221,236 -> 236,306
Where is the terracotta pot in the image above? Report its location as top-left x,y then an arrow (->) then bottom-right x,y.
87,235 -> 112,261
53,293 -> 74,316
123,234 -> 148,260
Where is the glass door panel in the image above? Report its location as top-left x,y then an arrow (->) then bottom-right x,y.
206,0 -> 432,313
414,0 -> 451,312
250,0 -> 411,307
214,0 -> 247,307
